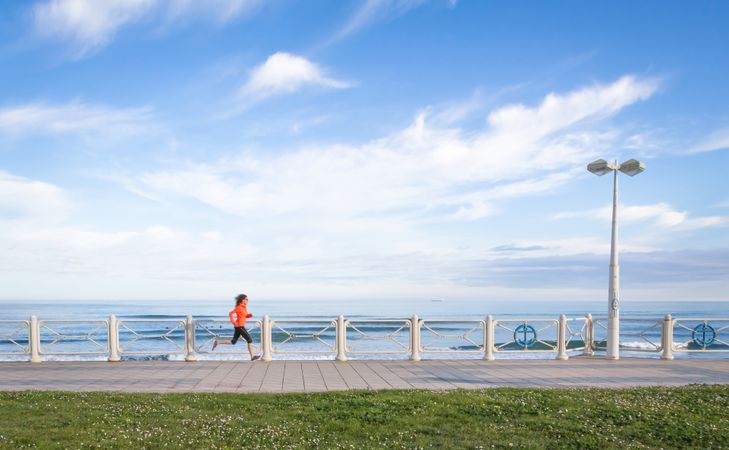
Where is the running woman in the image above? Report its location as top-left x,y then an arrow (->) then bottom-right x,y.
212,294 -> 260,360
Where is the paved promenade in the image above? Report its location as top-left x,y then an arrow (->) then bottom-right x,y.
1,357 -> 727,393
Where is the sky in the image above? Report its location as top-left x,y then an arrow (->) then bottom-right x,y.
0,0 -> 728,302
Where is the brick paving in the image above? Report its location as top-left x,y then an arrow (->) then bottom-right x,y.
0,357 -> 727,393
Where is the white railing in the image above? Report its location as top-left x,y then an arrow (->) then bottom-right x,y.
193,319 -> 262,355
269,318 -> 338,356
38,320 -> 109,355
673,318 -> 729,352
592,317 -> 663,353
419,319 -> 485,354
5,313 -> 728,362
0,320 -> 30,356
345,319 -> 411,355
116,318 -> 187,356
566,317 -> 589,353
494,318 -> 559,352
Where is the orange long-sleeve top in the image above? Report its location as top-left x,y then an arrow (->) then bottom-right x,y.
229,304 -> 252,327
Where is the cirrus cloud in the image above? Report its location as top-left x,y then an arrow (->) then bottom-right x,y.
554,202 -> 729,231
688,126 -> 729,154
136,75 -> 659,223
0,100 -> 157,138
32,0 -> 261,58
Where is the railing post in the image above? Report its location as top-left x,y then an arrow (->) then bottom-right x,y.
484,315 -> 495,361
336,315 -> 347,362
108,315 -> 120,362
29,315 -> 41,363
185,315 -> 197,362
661,314 -> 674,360
410,314 -> 421,361
262,314 -> 272,361
556,314 -> 568,360
582,313 -> 594,356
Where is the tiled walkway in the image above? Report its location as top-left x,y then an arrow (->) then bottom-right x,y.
1,358 -> 727,393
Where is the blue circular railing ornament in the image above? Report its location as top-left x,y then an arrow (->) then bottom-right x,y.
514,324 -> 537,348
692,323 -> 716,347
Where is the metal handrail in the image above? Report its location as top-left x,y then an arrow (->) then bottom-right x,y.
419,319 -> 485,353
673,318 -> 729,352
7,313 -> 729,362
493,319 -> 559,352
193,319 -> 262,354
591,317 -> 663,352
565,317 -> 588,351
0,320 -> 30,355
345,319 -> 411,354
38,319 -> 109,355
270,319 -> 337,354
116,319 -> 186,355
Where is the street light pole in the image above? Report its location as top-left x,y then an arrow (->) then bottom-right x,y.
608,163 -> 620,360
587,158 -> 645,360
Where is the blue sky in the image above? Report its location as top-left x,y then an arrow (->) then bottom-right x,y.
1,0 -> 728,302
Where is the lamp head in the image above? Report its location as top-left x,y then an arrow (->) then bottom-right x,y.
587,159 -> 615,176
618,159 -> 646,176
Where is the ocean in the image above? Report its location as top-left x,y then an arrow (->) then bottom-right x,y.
1,299 -> 727,361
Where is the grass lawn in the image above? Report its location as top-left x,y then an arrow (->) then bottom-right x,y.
1,385 -> 728,449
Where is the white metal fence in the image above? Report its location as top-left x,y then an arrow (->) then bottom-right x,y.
4,313 -> 728,362
673,318 -> 729,352
38,319 -> 109,356
345,319 -> 411,355
116,318 -> 187,356
566,317 -> 589,353
0,320 -> 30,356
592,317 -> 664,353
494,319 -> 559,352
420,319 -> 485,354
270,319 -> 338,356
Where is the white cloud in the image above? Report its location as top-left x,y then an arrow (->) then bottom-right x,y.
0,101 -> 156,138
238,52 -> 350,103
161,0 -> 260,25
330,0 -> 429,44
447,171 -> 579,220
0,76 -> 682,300
33,0 -> 155,56
0,223 -> 256,279
621,203 -> 687,227
0,171 -> 69,221
134,75 -> 658,224
431,90 -> 485,125
32,0 -> 260,57
688,127 -> 729,153
554,202 -> 729,231
486,75 -> 659,137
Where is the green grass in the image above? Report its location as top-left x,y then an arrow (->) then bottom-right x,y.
1,386 -> 728,449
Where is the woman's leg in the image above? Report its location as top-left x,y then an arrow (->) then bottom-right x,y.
214,327 -> 240,350
239,327 -> 259,360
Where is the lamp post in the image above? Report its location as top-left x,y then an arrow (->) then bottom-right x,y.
587,158 -> 645,360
